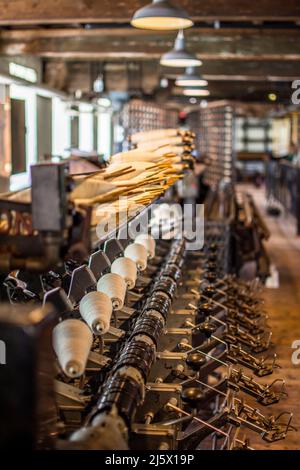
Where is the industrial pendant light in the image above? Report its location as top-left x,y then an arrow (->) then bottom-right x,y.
131,0 -> 193,31
176,67 -> 208,87
183,88 -> 210,97
160,30 -> 202,67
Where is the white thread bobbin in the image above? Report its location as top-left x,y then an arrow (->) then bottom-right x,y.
111,257 -> 137,290
135,234 -> 156,259
97,272 -> 127,310
124,243 -> 148,271
52,319 -> 93,378
79,291 -> 113,335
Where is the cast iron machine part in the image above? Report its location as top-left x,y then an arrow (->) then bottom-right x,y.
0,172 -> 294,450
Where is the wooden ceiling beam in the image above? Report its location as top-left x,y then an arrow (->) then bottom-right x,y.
2,32 -> 300,61
174,81 -> 292,100
195,75 -> 296,82
77,59 -> 300,80
1,27 -> 300,41
34,53 -> 300,61
190,60 -> 300,77
0,0 -> 299,25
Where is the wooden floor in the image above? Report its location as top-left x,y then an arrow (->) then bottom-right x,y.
240,185 -> 300,450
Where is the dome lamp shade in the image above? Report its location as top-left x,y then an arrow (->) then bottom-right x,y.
183,88 -> 210,96
160,30 -> 202,68
131,0 -> 193,31
176,67 -> 207,87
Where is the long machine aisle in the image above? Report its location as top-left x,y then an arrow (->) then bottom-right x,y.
241,186 -> 300,449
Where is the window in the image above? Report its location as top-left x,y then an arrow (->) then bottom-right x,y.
9,84 -> 37,191
79,103 -> 94,152
97,111 -> 112,160
52,97 -> 71,158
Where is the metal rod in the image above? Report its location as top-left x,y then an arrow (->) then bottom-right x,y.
202,294 -> 228,314
187,347 -> 228,367
187,375 -> 227,397
166,403 -> 229,438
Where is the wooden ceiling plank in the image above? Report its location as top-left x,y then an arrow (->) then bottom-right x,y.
0,0 -> 299,25
1,27 -> 300,41
2,32 -> 300,61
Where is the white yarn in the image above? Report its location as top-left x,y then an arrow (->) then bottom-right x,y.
52,319 -> 93,378
97,272 -> 127,310
111,257 -> 137,290
131,128 -> 178,144
124,243 -> 148,271
79,291 -> 113,335
135,234 -> 156,259
110,149 -> 161,165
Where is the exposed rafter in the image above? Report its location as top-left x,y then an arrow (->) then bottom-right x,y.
0,0 -> 299,24
0,1 -> 298,102
1,29 -> 300,61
